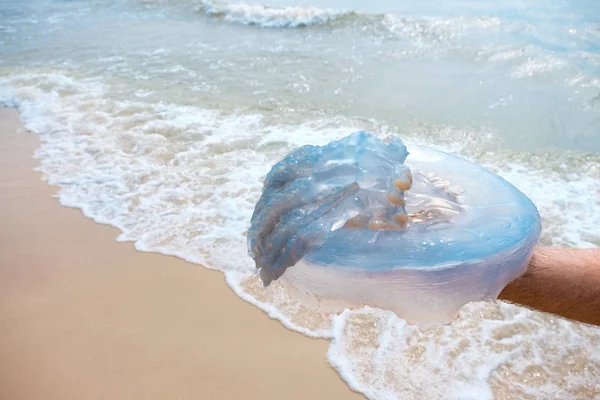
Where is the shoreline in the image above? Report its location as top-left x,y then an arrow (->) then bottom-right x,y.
0,108 -> 362,399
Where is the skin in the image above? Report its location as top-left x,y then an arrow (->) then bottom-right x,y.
499,247 -> 600,326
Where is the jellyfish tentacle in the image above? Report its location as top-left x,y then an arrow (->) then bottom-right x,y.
257,183 -> 361,285
261,227 -> 326,285
248,175 -> 362,258
250,145 -> 323,227
248,177 -> 320,258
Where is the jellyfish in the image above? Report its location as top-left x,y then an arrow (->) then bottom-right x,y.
248,131 -> 541,328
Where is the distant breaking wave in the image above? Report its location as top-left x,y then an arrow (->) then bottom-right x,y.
198,0 -> 355,28
196,0 -> 501,48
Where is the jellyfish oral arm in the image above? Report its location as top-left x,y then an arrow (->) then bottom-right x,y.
500,247 -> 600,326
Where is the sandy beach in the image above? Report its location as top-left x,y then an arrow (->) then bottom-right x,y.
0,108 -> 362,399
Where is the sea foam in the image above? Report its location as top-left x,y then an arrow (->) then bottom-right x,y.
198,0 -> 351,28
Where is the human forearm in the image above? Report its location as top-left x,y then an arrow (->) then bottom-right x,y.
498,247 -> 600,326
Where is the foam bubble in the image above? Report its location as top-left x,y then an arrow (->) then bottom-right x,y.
510,57 -> 569,78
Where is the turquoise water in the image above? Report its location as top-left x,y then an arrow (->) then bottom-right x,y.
1,0 -> 600,398
2,0 -> 599,150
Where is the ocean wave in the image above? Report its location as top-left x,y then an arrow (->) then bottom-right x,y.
195,0 -> 503,52
197,0 -> 354,28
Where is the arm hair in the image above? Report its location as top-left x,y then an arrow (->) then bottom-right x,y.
499,247 -> 600,326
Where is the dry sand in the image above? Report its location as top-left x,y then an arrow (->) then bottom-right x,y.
0,108 -> 362,400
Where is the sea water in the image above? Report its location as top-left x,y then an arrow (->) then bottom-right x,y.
1,0 -> 599,398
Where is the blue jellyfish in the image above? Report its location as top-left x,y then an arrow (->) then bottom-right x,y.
248,132 -> 541,328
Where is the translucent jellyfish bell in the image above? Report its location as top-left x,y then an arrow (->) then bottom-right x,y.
248,132 -> 541,328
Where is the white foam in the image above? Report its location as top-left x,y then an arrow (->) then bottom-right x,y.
198,0 -> 351,28
490,162 -> 600,247
328,302 -> 600,400
510,56 -> 568,78
225,271 -> 334,338
2,71 -> 600,399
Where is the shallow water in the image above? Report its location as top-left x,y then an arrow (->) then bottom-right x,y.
1,0 -> 600,398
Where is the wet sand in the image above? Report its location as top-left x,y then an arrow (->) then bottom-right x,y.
0,108 -> 362,400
